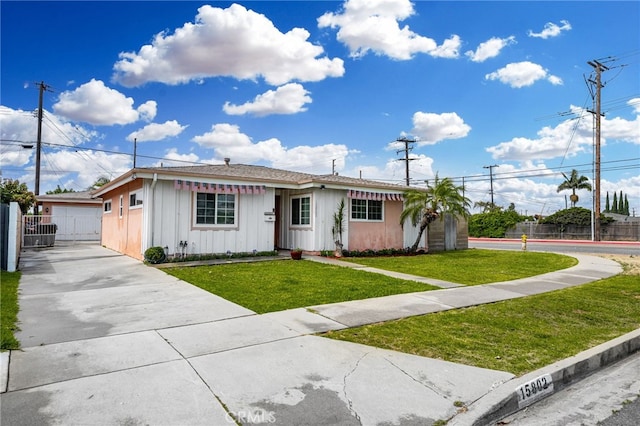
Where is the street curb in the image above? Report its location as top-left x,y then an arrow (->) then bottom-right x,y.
469,237 -> 639,246
449,328 -> 640,426
1,351 -> 9,393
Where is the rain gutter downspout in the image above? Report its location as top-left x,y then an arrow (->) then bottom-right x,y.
150,173 -> 158,246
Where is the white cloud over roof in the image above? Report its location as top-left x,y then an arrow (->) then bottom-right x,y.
127,120 -> 187,142
112,4 -> 344,87
191,123 -> 350,173
318,0 -> 461,60
223,83 -> 312,116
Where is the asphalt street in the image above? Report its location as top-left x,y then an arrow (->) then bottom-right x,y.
500,353 -> 640,426
468,238 -> 639,256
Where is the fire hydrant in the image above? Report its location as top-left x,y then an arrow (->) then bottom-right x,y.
521,234 -> 528,251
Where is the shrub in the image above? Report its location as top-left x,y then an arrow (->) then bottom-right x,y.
144,246 -> 166,264
540,207 -> 614,226
469,209 -> 528,237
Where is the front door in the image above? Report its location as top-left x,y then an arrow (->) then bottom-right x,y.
274,195 -> 281,249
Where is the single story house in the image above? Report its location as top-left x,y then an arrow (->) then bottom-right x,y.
36,191 -> 102,241
92,162 -> 467,260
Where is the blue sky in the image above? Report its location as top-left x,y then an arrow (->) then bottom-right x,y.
1,0 -> 638,216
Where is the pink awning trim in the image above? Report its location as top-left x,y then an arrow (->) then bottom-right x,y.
173,180 -> 266,195
347,190 -> 403,201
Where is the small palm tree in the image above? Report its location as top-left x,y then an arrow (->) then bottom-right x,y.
557,169 -> 592,208
331,199 -> 345,257
400,174 -> 470,253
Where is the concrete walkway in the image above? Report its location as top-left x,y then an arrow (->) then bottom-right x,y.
0,244 -> 629,426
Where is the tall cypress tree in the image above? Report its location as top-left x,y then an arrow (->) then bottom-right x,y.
605,192 -> 610,212
619,191 -> 624,214
624,195 -> 630,216
612,191 -> 618,213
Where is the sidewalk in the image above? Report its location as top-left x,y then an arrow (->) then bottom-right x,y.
1,245 -> 635,426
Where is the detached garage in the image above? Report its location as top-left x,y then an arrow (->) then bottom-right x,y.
37,192 -> 102,241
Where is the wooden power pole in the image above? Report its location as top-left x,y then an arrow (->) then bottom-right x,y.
587,60 -> 608,241
395,136 -> 416,186
34,81 -> 52,214
483,164 -> 499,206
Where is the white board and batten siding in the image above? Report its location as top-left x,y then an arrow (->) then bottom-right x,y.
278,188 -> 349,252
142,180 -> 275,256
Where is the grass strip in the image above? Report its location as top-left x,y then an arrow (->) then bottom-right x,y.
324,274 -> 640,376
1,270 -> 21,350
343,249 -> 577,285
165,260 -> 439,314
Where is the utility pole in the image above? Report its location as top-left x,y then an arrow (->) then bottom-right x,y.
133,138 -> 137,168
461,176 -> 465,199
483,164 -> 499,206
587,60 -> 608,241
34,81 -> 52,215
332,159 -> 336,175
395,136 -> 416,186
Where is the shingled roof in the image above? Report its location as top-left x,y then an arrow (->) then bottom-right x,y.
37,190 -> 102,203
134,163 -> 410,191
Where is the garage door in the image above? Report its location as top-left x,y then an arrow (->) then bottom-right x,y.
51,206 -> 102,241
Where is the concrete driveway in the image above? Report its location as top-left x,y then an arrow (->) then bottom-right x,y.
0,245 -> 621,426
1,244 -> 519,425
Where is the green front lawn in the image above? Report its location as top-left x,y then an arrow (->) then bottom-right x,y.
165,250 -> 578,313
324,274 -> 640,376
1,270 -> 21,350
343,249 -> 577,285
165,260 -> 439,313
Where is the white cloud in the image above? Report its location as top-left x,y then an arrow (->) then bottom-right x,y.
37,149 -> 131,192
53,79 -> 156,125
112,4 -> 344,87
603,114 -> 640,144
0,106 -> 99,168
152,148 -> 201,167
191,123 -> 351,173
351,154 -> 435,186
528,20 -> 572,39
137,101 -> 158,122
408,111 -> 471,145
487,109 -> 592,161
318,0 -> 460,60
192,123 -> 253,149
223,83 -> 312,116
485,61 -> 562,88
487,105 -> 639,161
465,36 -> 516,62
127,120 -> 187,142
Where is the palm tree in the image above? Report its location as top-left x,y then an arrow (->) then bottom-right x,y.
400,174 -> 470,253
88,176 -> 111,191
557,169 -> 592,208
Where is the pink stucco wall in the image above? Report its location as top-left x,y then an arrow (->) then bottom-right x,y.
101,181 -> 144,260
348,201 -> 404,251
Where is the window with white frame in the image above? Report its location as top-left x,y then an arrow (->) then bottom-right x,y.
194,193 -> 236,226
103,200 -> 112,213
351,199 -> 383,221
119,195 -> 123,218
291,195 -> 311,226
129,190 -> 143,209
